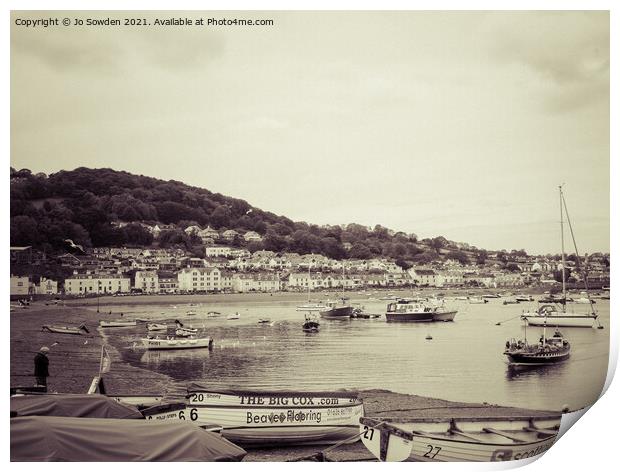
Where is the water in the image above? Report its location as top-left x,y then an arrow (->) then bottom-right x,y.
100,293 -> 610,412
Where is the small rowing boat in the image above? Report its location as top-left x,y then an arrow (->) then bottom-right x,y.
146,323 -> 167,332
227,312 -> 240,320
359,416 -> 560,462
99,319 -> 137,328
41,324 -> 89,335
175,327 -> 198,337
141,337 -> 213,350
257,318 -> 272,324
143,386 -> 364,446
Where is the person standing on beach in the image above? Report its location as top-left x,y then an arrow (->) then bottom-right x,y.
34,346 -> 50,387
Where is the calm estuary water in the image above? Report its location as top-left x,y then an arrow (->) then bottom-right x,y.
100,293 -> 610,412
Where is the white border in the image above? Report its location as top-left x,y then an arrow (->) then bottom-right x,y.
3,2 -> 617,471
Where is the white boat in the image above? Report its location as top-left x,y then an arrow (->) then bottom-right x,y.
468,297 -> 488,304
257,318 -> 272,324
143,386 -> 364,446
386,298 -> 457,322
146,323 -> 167,332
186,310 -> 197,316
99,319 -> 137,328
141,337 -> 213,350
227,312 -> 240,320
175,327 -> 198,337
359,416 -> 560,462
515,295 -> 534,302
522,307 -> 597,328
41,324 -> 89,335
522,186 -> 599,329
296,303 -> 328,312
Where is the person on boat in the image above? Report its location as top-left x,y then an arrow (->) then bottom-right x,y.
34,346 -> 50,388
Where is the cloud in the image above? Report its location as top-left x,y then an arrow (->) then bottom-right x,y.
488,11 -> 609,113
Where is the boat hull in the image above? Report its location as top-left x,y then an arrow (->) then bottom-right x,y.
146,389 -> 364,446
320,306 -> 353,319
100,320 -> 137,328
504,351 -> 570,365
141,338 -> 213,350
361,417 -> 560,462
431,311 -> 457,322
523,314 -> 596,328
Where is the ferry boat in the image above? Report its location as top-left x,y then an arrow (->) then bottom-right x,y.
385,298 -> 457,322
504,316 -> 570,365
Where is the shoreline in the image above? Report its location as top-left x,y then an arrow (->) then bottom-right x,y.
11,300 -> 561,461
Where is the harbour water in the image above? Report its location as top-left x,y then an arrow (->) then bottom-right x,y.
100,293 -> 610,412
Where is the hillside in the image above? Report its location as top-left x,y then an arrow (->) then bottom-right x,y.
10,167 -> 500,267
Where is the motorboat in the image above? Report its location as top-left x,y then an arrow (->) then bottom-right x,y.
385,299 -> 457,322
302,313 -> 320,332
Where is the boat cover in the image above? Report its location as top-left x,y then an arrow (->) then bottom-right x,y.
10,394 -> 143,419
186,383 -> 361,399
10,416 -> 247,461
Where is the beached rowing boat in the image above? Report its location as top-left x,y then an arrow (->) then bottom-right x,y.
141,337 -> 213,350
143,385 -> 365,446
359,416 -> 560,462
100,319 -> 137,328
41,324 -> 89,335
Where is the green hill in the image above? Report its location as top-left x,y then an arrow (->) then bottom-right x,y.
10,166 -> 491,267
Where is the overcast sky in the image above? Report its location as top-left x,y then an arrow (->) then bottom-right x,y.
10,11 -> 609,255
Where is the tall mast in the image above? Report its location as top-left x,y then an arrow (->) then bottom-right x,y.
559,185 -> 566,313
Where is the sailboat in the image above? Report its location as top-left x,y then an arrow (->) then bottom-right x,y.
320,263 -> 353,319
296,261 -> 327,312
504,317 -> 570,365
521,186 -> 599,328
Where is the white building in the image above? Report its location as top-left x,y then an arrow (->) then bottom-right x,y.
205,245 -> 234,258
36,277 -> 58,295
232,273 -> 281,293
243,231 -> 263,242
177,267 -> 224,292
64,275 -> 131,295
10,275 -> 30,296
135,270 -> 159,293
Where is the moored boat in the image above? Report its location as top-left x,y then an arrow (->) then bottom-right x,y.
41,324 -> 89,335
520,187 -> 601,328
141,337 -> 213,350
302,313 -> 320,332
359,416 -> 560,462
468,297 -> 488,304
99,319 -> 137,328
296,303 -> 328,312
504,316 -> 570,365
319,299 -> 354,319
227,312 -> 240,320
257,318 -> 272,324
143,385 -> 364,447
385,299 -> 457,323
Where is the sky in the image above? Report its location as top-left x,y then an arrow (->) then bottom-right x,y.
10,11 -> 610,255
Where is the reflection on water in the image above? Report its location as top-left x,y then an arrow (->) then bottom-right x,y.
100,296 -> 610,412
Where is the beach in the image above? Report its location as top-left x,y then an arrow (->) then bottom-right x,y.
11,299 -> 562,461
